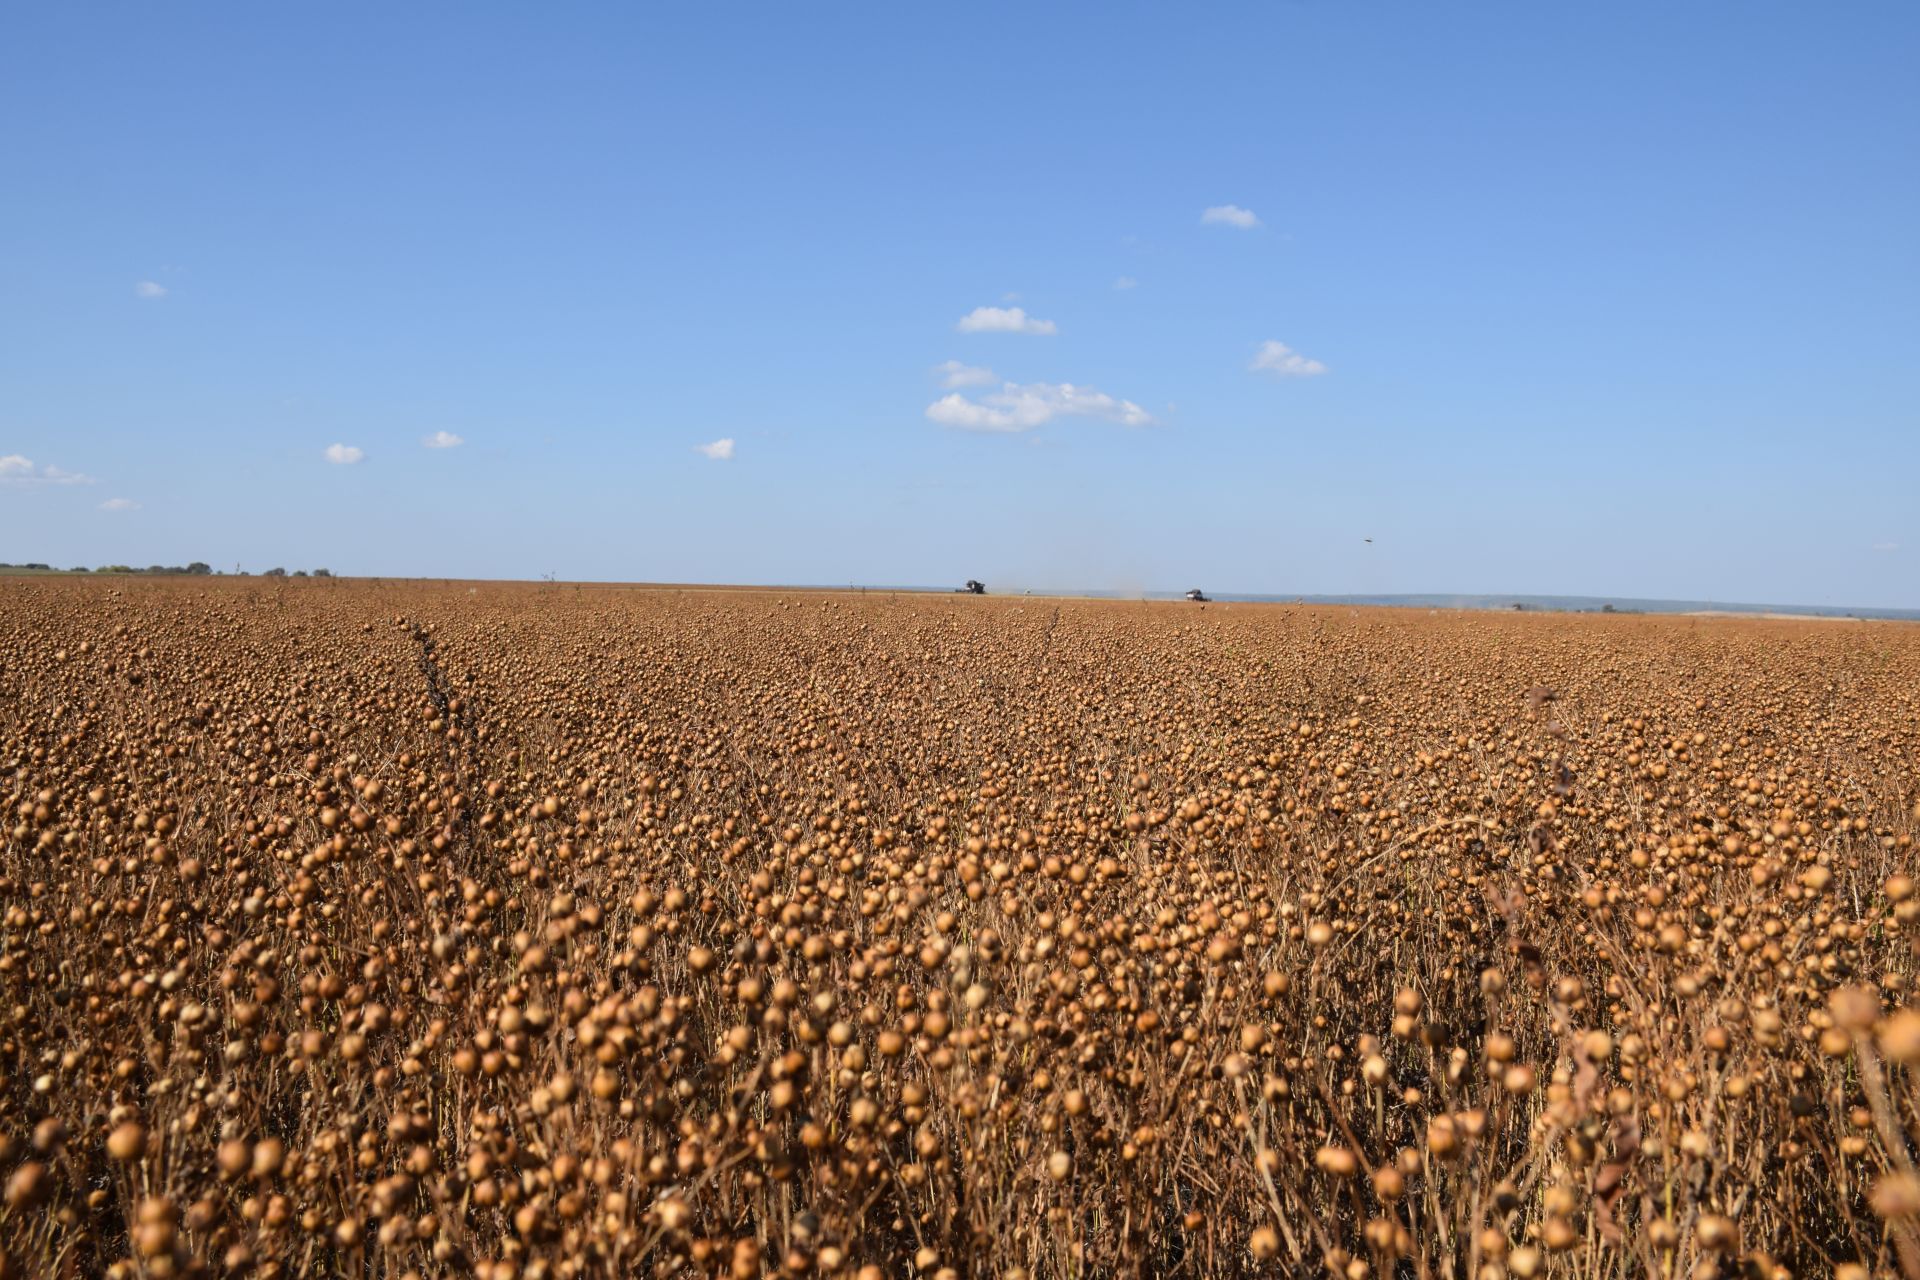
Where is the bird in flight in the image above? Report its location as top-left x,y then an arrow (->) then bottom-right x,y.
1364,538 -> 1373,544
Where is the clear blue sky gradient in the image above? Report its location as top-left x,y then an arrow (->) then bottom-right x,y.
2,4 -> 1915,605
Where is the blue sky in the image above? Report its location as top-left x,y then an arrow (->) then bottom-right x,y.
2,3 -> 1915,605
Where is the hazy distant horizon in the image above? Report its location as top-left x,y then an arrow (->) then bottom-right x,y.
51,566 -> 1904,620
772,585 -> 1920,620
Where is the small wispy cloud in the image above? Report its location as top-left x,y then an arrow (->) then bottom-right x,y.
99,497 -> 140,512
1113,276 -> 1138,291
0,455 -> 96,486
1250,340 -> 1328,378
1201,204 -> 1261,230
324,443 -> 365,465
423,430 -> 464,449
926,381 -> 1153,433
956,306 -> 1057,336
1872,541 -> 1900,553
934,360 -> 997,389
696,438 -> 735,460
134,281 -> 167,299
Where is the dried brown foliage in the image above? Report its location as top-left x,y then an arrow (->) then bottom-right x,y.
2,577 -> 1918,1279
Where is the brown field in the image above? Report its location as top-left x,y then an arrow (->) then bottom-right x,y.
4,577 -> 1919,1280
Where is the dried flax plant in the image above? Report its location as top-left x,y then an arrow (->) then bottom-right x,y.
0,578 -> 1916,1278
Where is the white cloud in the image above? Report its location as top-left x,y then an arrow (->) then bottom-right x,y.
956,306 -> 1057,335
696,437 -> 735,460
134,281 -> 167,299
926,381 -> 1153,433
0,455 -> 96,485
99,497 -> 140,512
1872,541 -> 1899,553
1202,204 -> 1261,230
934,360 -> 997,389
324,443 -> 365,465
1250,340 -> 1328,378
1113,276 -> 1138,291
423,430 -> 465,449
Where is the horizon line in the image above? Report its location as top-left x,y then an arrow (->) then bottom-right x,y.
13,568 -> 1913,620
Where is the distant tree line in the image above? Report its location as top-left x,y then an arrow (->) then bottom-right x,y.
0,562 -> 211,574
100,563 -> 215,576
1,562 -> 216,575
0,562 -> 332,577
